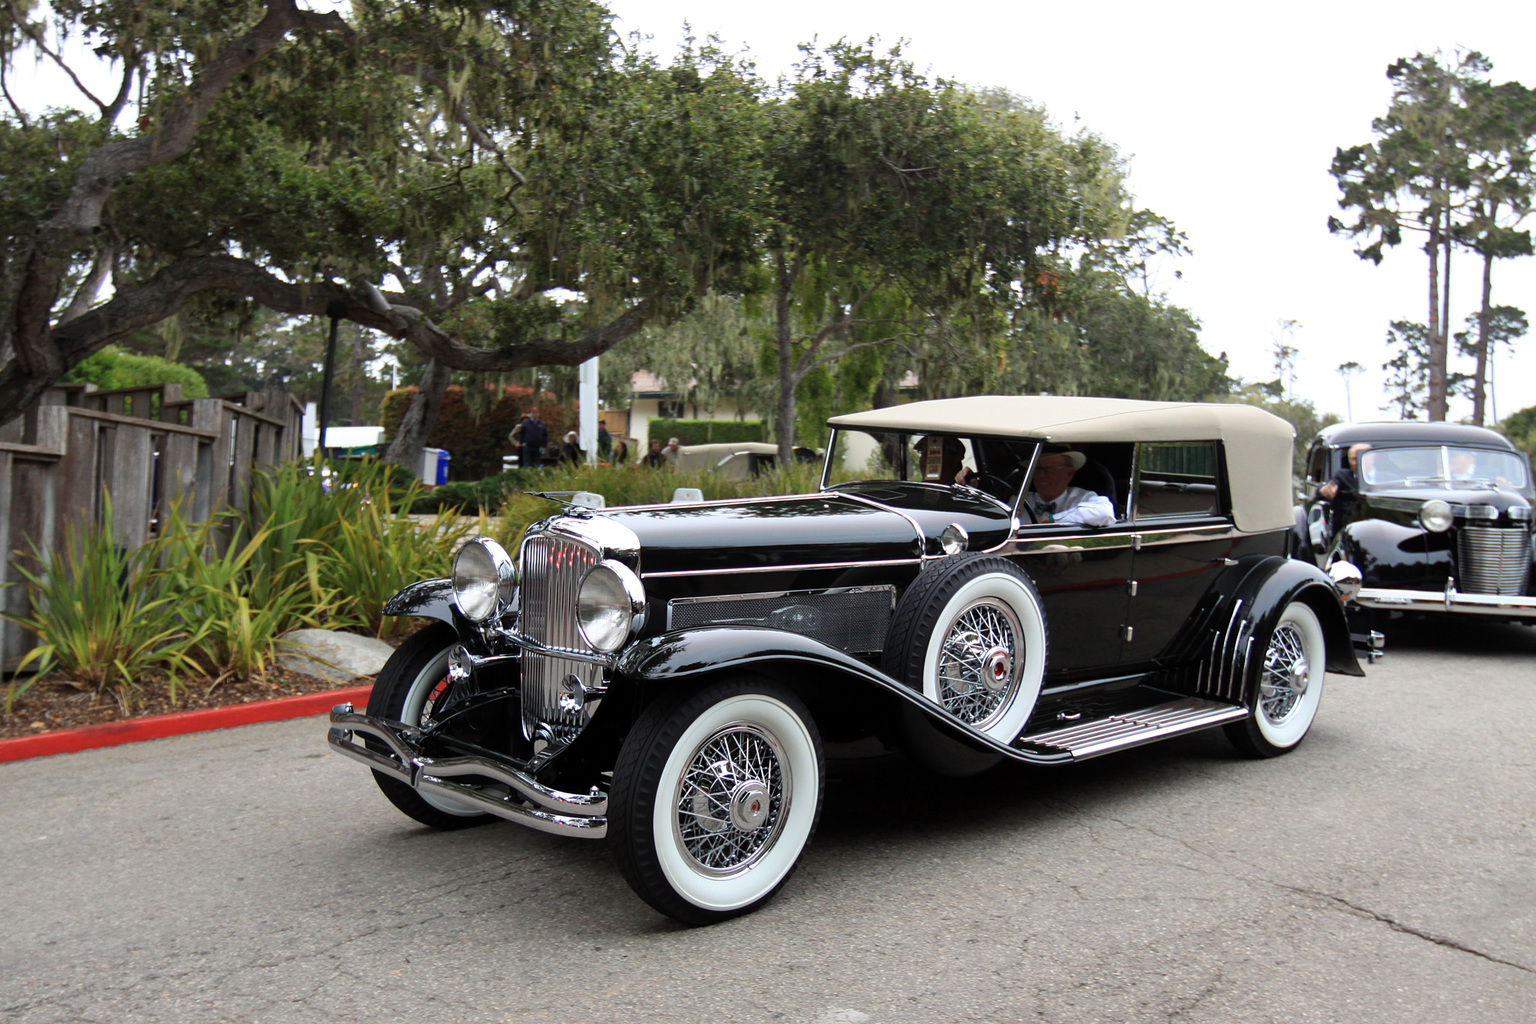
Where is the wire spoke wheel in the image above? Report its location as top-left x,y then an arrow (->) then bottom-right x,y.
1259,622 -> 1309,725
936,599 -> 1024,729
610,678 -> 824,925
1225,600 -> 1327,758
673,723 -> 788,876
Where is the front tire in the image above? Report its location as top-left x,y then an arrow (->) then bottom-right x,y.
1225,601 -> 1326,758
366,622 -> 493,829
610,677 -> 824,925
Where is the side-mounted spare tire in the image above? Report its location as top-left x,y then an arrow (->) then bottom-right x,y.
882,554 -> 1048,774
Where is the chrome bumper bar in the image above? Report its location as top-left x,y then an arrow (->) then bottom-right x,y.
327,703 -> 607,839
1357,585 -> 1536,619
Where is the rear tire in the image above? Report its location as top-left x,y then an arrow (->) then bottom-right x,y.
1225,601 -> 1326,758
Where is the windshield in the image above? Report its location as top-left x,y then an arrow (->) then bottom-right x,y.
823,429 -> 1036,497
1358,445 -> 1531,492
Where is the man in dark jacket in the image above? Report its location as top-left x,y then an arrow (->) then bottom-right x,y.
513,409 -> 548,469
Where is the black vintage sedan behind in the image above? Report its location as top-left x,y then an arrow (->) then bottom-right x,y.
1296,421 -> 1535,623
329,397 -> 1364,925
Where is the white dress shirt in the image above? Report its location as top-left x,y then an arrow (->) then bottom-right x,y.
1025,485 -> 1114,526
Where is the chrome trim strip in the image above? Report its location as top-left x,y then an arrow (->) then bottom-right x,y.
832,489 -> 931,557
642,557 -> 923,579
1356,586 -> 1536,617
668,585 -> 898,608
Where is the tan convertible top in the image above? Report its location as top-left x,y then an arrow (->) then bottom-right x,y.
828,396 -> 1295,534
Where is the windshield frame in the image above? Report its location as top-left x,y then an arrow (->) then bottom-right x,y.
1357,444 -> 1532,492
821,428 -> 1041,519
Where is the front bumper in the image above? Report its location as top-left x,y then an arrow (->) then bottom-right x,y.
327,703 -> 608,838
1356,584 -> 1536,619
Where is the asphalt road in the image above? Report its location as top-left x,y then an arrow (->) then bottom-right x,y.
2,619 -> 1533,1024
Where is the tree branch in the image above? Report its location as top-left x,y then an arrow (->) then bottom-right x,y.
39,254 -> 652,375
4,0 -> 109,112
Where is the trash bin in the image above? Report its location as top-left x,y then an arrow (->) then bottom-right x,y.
420,447 -> 450,485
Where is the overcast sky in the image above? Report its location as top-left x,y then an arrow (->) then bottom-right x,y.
608,0 -> 1536,425
15,2 -> 1536,424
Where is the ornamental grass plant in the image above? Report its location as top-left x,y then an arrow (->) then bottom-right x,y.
2,497 -> 207,712
3,457 -> 475,712
2,454 -> 828,714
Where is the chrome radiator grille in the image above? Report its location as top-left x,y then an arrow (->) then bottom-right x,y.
1458,527 -> 1533,595
519,530 -> 603,744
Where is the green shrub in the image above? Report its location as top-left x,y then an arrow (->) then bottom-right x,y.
62,345 -> 209,398
648,418 -> 766,445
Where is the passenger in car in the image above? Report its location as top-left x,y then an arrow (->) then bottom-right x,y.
1317,443 -> 1369,501
1024,446 -> 1114,526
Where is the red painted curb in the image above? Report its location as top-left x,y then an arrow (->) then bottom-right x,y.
0,683 -> 375,764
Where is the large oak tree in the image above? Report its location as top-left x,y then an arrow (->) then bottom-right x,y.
0,1 -> 764,451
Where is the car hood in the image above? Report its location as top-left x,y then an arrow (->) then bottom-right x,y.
598,487 -> 1013,575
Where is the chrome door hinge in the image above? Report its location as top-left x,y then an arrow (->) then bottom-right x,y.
1121,625 -> 1134,642
1126,580 -> 1139,597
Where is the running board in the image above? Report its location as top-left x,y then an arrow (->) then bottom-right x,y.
1018,697 -> 1248,761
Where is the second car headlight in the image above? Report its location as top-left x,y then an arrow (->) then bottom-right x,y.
452,537 -> 517,623
1419,500 -> 1454,533
576,560 -> 646,653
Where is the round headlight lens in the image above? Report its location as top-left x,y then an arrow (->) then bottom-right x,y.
1419,500 -> 1454,533
576,560 -> 644,653
939,522 -> 969,556
452,538 -> 516,622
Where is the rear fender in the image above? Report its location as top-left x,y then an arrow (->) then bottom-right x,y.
1221,557 -> 1363,691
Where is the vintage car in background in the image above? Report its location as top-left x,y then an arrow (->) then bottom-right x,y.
329,396 -> 1364,925
1295,421 -> 1535,624
674,441 -> 819,479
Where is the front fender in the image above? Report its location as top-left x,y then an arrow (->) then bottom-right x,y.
614,626 -> 1073,765
383,578 -> 460,627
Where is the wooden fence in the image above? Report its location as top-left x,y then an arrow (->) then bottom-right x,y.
0,384 -> 305,673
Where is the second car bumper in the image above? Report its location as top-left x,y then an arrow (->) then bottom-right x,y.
1356,584 -> 1536,619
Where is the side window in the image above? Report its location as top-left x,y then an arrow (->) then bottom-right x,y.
1306,445 -> 1329,485
1134,441 -> 1225,520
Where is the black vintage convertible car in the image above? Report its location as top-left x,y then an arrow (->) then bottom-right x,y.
329,396 -> 1364,924
1295,420 -> 1535,624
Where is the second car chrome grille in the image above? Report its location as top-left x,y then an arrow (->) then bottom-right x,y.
1458,527 -> 1532,595
519,530 -> 602,744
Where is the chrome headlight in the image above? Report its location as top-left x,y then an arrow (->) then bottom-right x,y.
1419,500 -> 1454,533
576,559 -> 646,653
452,538 -> 517,623
938,523 -> 970,556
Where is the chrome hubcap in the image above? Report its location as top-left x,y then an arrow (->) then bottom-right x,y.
1260,623 -> 1309,724
674,724 -> 788,875
938,600 -> 1023,727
